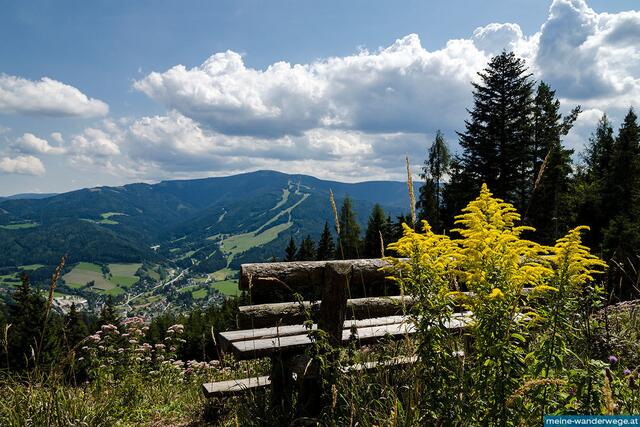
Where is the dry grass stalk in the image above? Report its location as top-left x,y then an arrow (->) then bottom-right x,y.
533,149 -> 551,194
507,378 -> 566,406
330,189 -> 340,235
406,156 -> 417,227
379,230 -> 385,258
36,255 -> 66,365
603,369 -> 616,414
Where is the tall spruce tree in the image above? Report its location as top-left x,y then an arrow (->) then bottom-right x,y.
338,197 -> 361,259
296,235 -> 316,261
316,222 -> 336,261
446,51 -> 535,215
526,82 -> 578,243
602,109 -> 640,299
363,204 -> 389,258
418,130 -> 450,232
604,109 -> 640,219
573,114 -> 617,251
98,296 -> 119,326
585,114 -> 616,181
284,236 -> 297,262
65,303 -> 89,350
8,274 -> 46,370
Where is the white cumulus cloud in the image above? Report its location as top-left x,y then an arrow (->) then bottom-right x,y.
12,133 -> 66,155
70,121 -> 123,158
134,35 -> 486,138
0,74 -> 108,117
0,155 -> 45,176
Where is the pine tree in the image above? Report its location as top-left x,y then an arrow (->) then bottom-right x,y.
525,82 -> 578,243
363,204 -> 389,258
390,214 -> 410,242
296,235 -> 316,261
98,296 -> 119,326
573,114 -> 616,251
8,274 -> 46,370
446,51 -> 535,214
284,236 -> 297,262
316,222 -> 336,261
585,114 -> 616,181
602,109 -> 640,298
65,303 -> 89,350
604,109 -> 640,219
338,197 -> 361,259
418,130 -> 450,232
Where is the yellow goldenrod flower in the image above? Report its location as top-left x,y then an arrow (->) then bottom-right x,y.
488,288 -> 504,299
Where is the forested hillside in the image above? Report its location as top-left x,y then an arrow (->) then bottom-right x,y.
0,171 -> 413,269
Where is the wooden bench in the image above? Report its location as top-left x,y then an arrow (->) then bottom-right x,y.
202,258 -> 476,405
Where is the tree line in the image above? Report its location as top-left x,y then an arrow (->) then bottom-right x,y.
283,200 -> 411,262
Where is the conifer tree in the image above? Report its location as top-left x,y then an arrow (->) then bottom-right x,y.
338,197 -> 361,259
418,130 -> 450,232
284,236 -> 297,262
602,109 -> 640,298
8,274 -> 46,370
98,295 -> 119,326
316,222 -> 336,261
446,51 -> 535,214
363,204 -> 389,258
585,114 -> 616,181
526,82 -> 578,243
65,303 -> 89,350
296,235 -> 316,261
573,114 -> 616,250
604,109 -> 640,218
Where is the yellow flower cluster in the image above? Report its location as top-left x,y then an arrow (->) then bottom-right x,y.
550,225 -> 607,291
385,183 -> 606,307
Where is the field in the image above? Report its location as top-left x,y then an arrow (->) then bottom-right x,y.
19,264 -> 44,271
0,221 -> 38,230
97,212 -> 126,225
212,280 -> 238,296
0,264 -> 46,287
62,262 -> 141,295
0,273 -> 20,287
192,288 -> 207,299
210,268 -> 236,281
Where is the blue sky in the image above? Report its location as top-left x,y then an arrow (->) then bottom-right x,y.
1,0 -> 639,195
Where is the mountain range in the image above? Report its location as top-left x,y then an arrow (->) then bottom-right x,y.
0,170 -> 415,269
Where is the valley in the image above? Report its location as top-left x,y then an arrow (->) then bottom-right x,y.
0,170 -> 413,317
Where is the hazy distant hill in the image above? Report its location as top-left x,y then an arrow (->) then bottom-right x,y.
0,170 -> 416,268
0,193 -> 57,202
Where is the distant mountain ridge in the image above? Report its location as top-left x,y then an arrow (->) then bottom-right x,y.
0,170 -> 416,268
0,193 -> 57,202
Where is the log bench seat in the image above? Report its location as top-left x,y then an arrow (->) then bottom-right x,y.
201,355 -> 420,398
202,375 -> 272,398
219,312 -> 472,360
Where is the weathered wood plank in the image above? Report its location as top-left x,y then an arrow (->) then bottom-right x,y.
240,259 -> 398,303
201,375 -> 271,397
220,315 -> 409,353
339,355 -> 419,374
236,295 -> 416,329
202,357 -> 418,398
227,314 -> 472,359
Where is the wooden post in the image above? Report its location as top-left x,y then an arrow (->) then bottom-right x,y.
317,261 -> 351,346
297,262 -> 351,417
